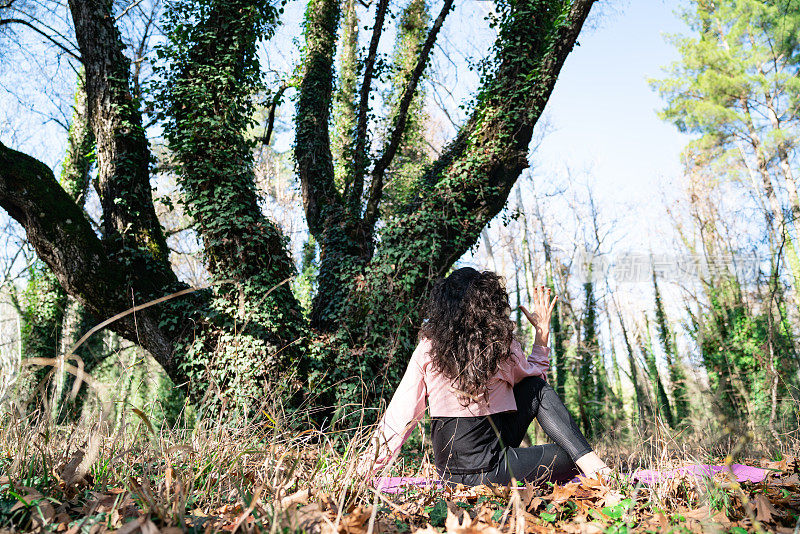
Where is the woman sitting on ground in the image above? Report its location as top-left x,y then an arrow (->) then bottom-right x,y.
359,267 -> 609,486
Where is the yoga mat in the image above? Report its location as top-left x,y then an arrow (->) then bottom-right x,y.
374,464 -> 770,493
633,463 -> 769,484
374,477 -> 443,494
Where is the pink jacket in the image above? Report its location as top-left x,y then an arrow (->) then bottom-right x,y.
368,336 -> 550,471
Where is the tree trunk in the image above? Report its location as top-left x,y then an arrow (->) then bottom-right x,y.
157,0 -> 307,406
68,0 -> 168,262
641,316 -> 674,428
616,307 -> 651,425
294,0 -> 595,409
651,270 -> 689,422
333,0 -> 358,194
3,0 -> 201,402
578,273 -> 599,438
737,101 -> 800,300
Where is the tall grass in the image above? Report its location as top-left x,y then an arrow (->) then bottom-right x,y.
1,367 -> 798,532
1,373 -> 384,532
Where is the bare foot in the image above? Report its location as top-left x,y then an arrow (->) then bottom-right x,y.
585,465 -> 612,479
575,451 -> 609,477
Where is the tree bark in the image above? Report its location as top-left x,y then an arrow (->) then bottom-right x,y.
0,144 -> 190,385
68,0 -> 169,263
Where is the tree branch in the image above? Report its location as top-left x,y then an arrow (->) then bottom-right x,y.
68,0 -> 169,263
379,0 -> 595,283
0,144 -> 103,294
347,0 -> 390,218
0,142 -> 197,387
260,84 -> 287,147
0,18 -> 82,60
362,0 -> 454,232
295,0 -> 343,236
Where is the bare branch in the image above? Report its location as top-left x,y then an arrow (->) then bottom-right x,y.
347,0 -> 390,217
362,0 -> 454,232
0,18 -> 81,60
260,84 -> 287,147
115,0 -> 146,21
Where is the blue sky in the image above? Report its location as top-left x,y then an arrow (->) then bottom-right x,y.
453,0 -> 701,328
533,0 -> 692,250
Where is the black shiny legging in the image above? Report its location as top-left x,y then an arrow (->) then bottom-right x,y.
443,376 -> 593,486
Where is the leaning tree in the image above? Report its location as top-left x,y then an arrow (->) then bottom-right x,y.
0,0 -> 595,415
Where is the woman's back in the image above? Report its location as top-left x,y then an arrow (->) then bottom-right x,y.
372,334 -> 550,472
418,336 -> 549,417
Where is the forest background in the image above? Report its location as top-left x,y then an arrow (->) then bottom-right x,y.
0,0 -> 799,531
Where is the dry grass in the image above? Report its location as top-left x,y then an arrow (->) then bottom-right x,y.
1,390 -> 799,533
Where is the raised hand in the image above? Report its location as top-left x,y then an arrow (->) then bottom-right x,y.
519,285 -> 558,347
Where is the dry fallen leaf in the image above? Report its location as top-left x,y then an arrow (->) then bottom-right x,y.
753,494 -> 778,523
773,473 -> 799,487
544,483 -> 578,505
526,496 -> 542,512
444,508 -> 501,534
10,489 -> 57,528
116,517 -> 147,534
560,517 -> 604,534
711,510 -> 732,528
283,502 -> 335,534
282,488 -> 312,508
338,505 -> 373,534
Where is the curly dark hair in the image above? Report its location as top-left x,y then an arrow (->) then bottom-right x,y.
420,267 -> 515,404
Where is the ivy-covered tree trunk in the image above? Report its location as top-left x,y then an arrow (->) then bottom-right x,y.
332,0 -> 358,192
56,298 -> 109,420
156,0 -> 307,406
577,275 -> 598,438
652,271 -> 690,422
381,0 -> 431,209
640,315 -> 675,428
617,309 -> 651,425
296,0 -> 595,408
12,266 -> 67,405
606,339 -> 625,423
541,226 -> 568,400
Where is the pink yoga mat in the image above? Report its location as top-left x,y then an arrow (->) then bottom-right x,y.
374,477 -> 443,493
633,463 -> 769,484
374,464 -> 770,493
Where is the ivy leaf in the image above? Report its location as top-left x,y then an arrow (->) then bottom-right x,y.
540,511 -> 556,523
423,499 -> 448,527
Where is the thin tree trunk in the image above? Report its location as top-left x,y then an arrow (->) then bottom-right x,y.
641,316 -> 674,428
651,270 -> 689,422
737,100 -> 800,299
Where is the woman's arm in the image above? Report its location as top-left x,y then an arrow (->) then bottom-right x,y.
498,285 -> 557,384
358,341 -> 428,476
500,338 -> 550,384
